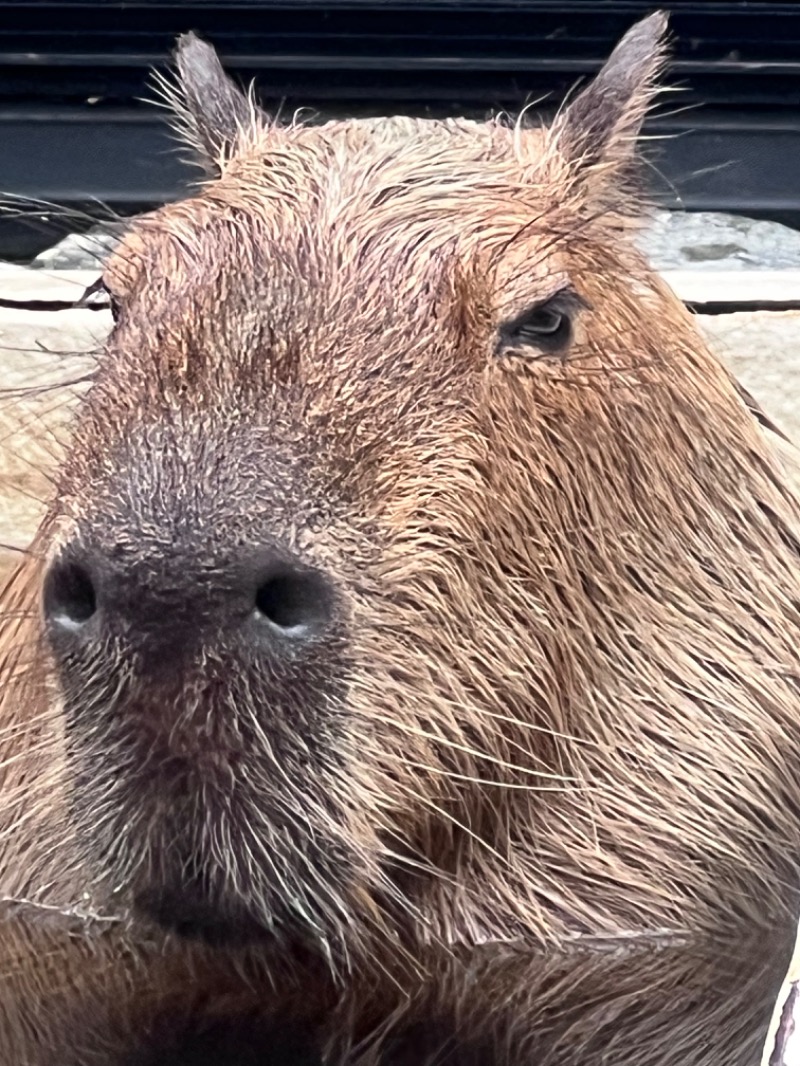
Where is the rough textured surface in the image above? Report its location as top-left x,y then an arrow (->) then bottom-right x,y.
30,223 -> 127,271
0,294 -> 100,580
0,263 -> 100,300
639,211 -> 800,272
699,312 -> 800,440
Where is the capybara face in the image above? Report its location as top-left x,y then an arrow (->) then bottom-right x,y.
30,12 -> 800,972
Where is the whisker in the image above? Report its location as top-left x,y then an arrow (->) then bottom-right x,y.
390,778 -> 523,883
370,713 -> 573,781
394,758 -> 595,794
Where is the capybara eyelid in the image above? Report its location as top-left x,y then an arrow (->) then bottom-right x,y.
497,288 -> 584,353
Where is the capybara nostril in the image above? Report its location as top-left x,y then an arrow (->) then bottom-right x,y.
42,540 -> 335,649
253,569 -> 333,636
42,556 -> 98,631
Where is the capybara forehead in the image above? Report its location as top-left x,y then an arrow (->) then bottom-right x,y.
104,117 -> 568,336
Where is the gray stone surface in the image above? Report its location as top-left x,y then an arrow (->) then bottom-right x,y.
698,312 -> 800,438
639,210 -> 800,273
30,222 -> 127,271
0,267 -> 99,302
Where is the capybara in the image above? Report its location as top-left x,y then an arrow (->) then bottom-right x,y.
3,11 -> 800,1064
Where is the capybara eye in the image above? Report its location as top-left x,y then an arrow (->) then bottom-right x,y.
515,306 -> 569,345
498,288 -> 588,355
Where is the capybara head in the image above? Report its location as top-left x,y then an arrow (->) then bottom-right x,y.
17,10 -> 800,975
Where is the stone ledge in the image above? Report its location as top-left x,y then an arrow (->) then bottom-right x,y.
638,211 -> 800,274
664,271 -> 800,306
0,264 -> 100,302
698,312 -> 800,439
0,296 -> 100,578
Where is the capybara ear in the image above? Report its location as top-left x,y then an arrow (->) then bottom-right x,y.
163,31 -> 262,175
551,11 -> 670,177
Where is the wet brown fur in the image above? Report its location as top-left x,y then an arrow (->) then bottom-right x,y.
3,12 -> 800,1064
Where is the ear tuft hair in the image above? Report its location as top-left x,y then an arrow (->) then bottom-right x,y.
552,11 -> 671,177
152,32 -> 262,176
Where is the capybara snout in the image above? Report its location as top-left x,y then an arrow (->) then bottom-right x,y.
38,425 -> 360,949
43,530 -> 338,654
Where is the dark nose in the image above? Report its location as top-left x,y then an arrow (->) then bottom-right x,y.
42,543 -> 336,646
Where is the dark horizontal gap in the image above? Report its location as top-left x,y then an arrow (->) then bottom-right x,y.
2,87 -> 800,119
2,71 -> 799,115
4,1 -> 799,6
688,300 -> 800,315
10,54 -> 800,73
2,8 -> 800,69
1,295 -> 795,318
3,1 -> 800,6
0,297 -> 108,311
